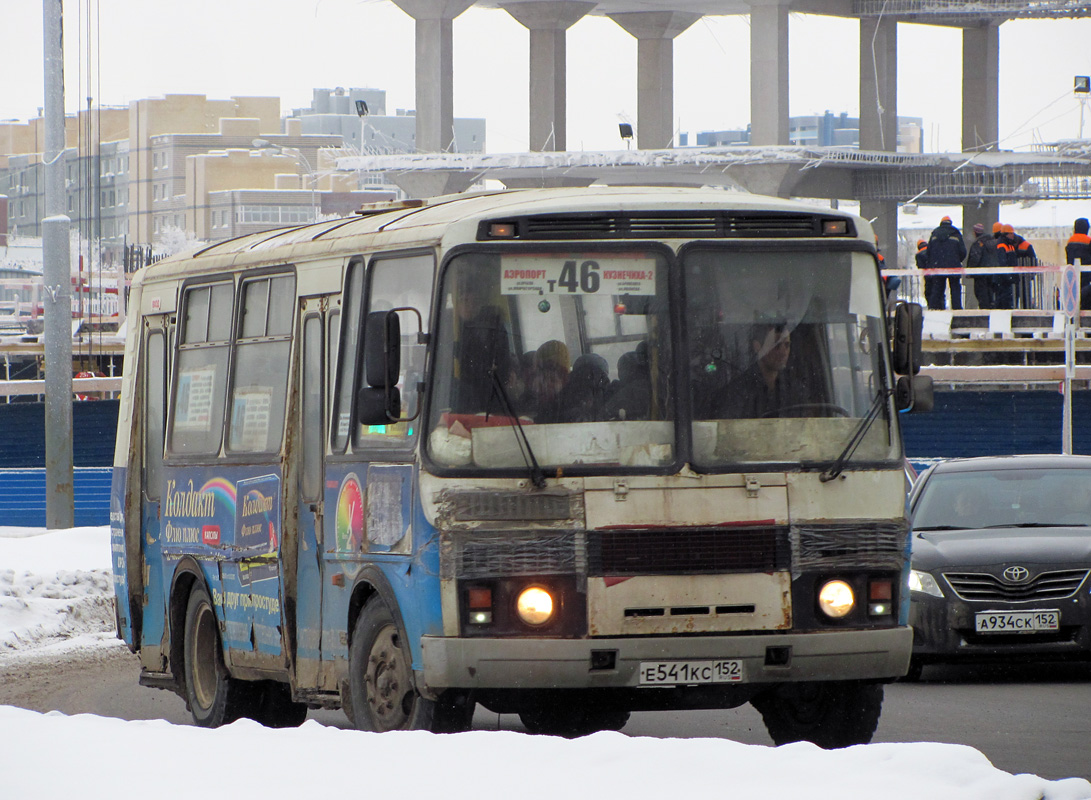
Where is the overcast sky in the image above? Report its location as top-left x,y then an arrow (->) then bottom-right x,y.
2,0 -> 1090,155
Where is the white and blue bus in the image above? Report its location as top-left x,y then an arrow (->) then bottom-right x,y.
110,186 -> 929,744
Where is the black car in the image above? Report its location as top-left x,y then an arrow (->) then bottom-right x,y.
907,455 -> 1091,678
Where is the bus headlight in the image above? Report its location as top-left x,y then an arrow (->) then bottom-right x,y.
818,580 -> 855,618
515,586 -> 555,626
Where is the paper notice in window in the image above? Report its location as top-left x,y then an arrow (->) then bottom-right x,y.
231,387 -> 273,451
174,365 -> 216,431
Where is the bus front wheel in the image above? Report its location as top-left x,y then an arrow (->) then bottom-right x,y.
349,598 -> 456,732
751,681 -> 883,749
183,585 -> 245,728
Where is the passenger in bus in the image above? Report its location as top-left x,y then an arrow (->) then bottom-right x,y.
526,340 -> 570,423
688,309 -> 730,419
605,345 -> 652,421
559,353 -> 611,422
451,276 -> 513,414
717,321 -> 802,419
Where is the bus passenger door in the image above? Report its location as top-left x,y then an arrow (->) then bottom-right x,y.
139,321 -> 169,670
352,255 -> 436,649
295,303 -> 326,687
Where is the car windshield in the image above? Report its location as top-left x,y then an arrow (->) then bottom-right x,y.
912,467 -> 1091,530
683,247 -> 897,467
427,249 -> 674,470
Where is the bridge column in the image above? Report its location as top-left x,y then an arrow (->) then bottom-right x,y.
860,15 -> 899,269
608,11 -> 701,149
748,1 -> 790,146
391,0 -> 474,153
962,23 -> 1001,240
502,1 -> 596,151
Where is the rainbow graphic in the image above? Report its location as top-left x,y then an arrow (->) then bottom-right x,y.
199,477 -> 237,514
336,473 -> 364,552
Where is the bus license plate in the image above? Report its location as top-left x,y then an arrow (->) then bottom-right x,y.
974,610 -> 1059,633
638,659 -> 744,686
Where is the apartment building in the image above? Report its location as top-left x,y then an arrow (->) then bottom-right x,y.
1,89 -> 487,260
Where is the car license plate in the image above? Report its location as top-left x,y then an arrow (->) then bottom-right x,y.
974,610 -> 1060,633
638,659 -> 744,686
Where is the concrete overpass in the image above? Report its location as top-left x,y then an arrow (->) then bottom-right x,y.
353,0 -> 1091,266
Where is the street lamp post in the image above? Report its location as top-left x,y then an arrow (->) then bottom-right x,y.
251,139 -> 319,222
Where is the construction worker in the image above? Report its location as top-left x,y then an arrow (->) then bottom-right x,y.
966,223 -> 1002,309
1065,217 -> 1091,310
997,224 -> 1037,308
925,216 -> 966,310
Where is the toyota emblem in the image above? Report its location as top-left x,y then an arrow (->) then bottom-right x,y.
1002,566 -> 1030,583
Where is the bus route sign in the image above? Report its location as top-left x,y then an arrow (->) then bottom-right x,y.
500,254 -> 656,296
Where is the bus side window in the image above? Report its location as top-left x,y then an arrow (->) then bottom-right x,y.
353,253 -> 434,447
144,328 -> 166,498
326,309 -> 341,450
168,281 -> 233,456
331,261 -> 365,452
301,314 -> 323,503
226,273 -> 296,454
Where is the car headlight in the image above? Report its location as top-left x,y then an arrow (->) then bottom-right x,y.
818,580 -> 855,618
515,586 -> 555,626
908,569 -> 944,598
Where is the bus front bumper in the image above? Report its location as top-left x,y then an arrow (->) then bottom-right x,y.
420,626 -> 912,690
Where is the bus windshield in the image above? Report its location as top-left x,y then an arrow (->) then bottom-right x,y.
685,247 -> 896,467
427,249 -> 675,470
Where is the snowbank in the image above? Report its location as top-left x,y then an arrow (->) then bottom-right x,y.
1,525 -> 1089,800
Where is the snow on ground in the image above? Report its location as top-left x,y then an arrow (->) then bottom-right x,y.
1,525 -> 1089,800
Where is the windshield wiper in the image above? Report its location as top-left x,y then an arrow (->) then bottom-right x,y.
820,389 -> 889,483
488,366 -> 546,489
914,525 -> 966,531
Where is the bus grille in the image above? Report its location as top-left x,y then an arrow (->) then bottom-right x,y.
790,521 -> 908,574
443,531 -> 583,579
443,489 -> 578,522
482,212 -> 852,241
944,569 -> 1089,602
587,527 -> 790,576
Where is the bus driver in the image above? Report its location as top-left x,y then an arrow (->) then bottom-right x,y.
718,321 -> 800,419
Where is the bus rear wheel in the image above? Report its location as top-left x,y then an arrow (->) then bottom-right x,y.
183,585 -> 245,728
349,599 -> 443,732
751,681 -> 883,749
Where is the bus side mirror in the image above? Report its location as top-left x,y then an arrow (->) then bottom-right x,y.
896,374 -> 934,413
364,310 -> 401,389
892,302 -> 923,376
357,386 -> 402,425
357,311 -> 402,424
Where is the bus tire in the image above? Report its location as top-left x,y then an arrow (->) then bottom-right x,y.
751,681 -> 883,749
519,707 -> 630,738
349,598 -> 435,732
246,681 -> 309,728
431,691 -> 476,734
183,585 -> 245,728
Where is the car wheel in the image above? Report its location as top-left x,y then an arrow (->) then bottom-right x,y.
751,681 -> 883,749
900,659 -> 925,683
349,598 -> 436,732
183,585 -> 245,728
